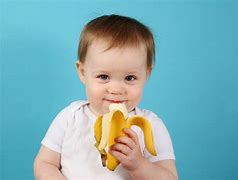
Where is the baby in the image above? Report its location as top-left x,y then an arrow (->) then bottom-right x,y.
34,14 -> 178,180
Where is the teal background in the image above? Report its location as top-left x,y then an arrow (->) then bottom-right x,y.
1,0 -> 238,179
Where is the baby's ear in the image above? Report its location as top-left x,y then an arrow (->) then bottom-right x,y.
146,66 -> 153,78
75,60 -> 86,84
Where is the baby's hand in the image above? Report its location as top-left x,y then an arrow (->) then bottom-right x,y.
109,128 -> 146,171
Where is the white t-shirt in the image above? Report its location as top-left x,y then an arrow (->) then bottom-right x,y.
42,100 -> 175,180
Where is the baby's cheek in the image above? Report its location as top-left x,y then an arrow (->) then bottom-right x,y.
131,88 -> 143,100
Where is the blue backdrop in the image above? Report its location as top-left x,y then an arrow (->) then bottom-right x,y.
1,0 -> 238,179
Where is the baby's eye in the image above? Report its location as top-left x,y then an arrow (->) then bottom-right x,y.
125,75 -> 136,81
97,74 -> 109,80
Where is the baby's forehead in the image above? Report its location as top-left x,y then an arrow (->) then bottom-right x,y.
84,38 -> 148,75
89,39 -> 146,54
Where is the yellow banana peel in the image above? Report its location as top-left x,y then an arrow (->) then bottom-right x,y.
94,103 -> 157,171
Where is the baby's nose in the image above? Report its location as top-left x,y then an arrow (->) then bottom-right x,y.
107,82 -> 125,95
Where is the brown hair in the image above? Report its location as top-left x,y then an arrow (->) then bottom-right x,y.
78,14 -> 155,71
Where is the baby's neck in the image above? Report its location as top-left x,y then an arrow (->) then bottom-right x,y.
87,104 -> 102,117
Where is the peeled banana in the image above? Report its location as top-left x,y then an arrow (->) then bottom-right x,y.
94,103 -> 157,171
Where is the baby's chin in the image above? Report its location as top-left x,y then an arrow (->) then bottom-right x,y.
89,106 -> 112,116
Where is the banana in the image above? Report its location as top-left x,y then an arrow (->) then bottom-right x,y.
94,103 -> 157,171
126,116 -> 157,156
109,103 -> 128,119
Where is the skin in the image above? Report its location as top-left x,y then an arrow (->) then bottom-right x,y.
34,39 -> 178,180
77,39 -> 149,116
110,128 -> 178,180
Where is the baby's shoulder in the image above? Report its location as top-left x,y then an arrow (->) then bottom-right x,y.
135,107 -> 169,133
135,107 -> 162,123
69,100 -> 89,111
57,100 -> 88,118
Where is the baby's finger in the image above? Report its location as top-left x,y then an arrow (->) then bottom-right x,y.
110,142 -> 132,155
115,136 -> 136,150
109,148 -> 127,163
123,128 -> 139,145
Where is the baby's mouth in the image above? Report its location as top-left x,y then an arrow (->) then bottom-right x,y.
104,99 -> 126,104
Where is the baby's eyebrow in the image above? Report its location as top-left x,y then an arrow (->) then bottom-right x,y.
92,70 -> 109,74
126,71 -> 140,74
91,69 -> 142,76
124,70 -> 143,75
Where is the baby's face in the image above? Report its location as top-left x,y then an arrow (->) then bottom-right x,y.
77,40 -> 148,115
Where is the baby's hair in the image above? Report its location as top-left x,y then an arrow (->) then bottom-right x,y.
78,14 -> 155,70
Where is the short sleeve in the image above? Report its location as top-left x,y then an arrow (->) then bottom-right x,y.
140,110 -> 175,162
41,106 -> 72,153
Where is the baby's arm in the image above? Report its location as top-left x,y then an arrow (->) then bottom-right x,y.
34,145 -> 66,180
129,159 -> 178,180
109,128 -> 178,180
